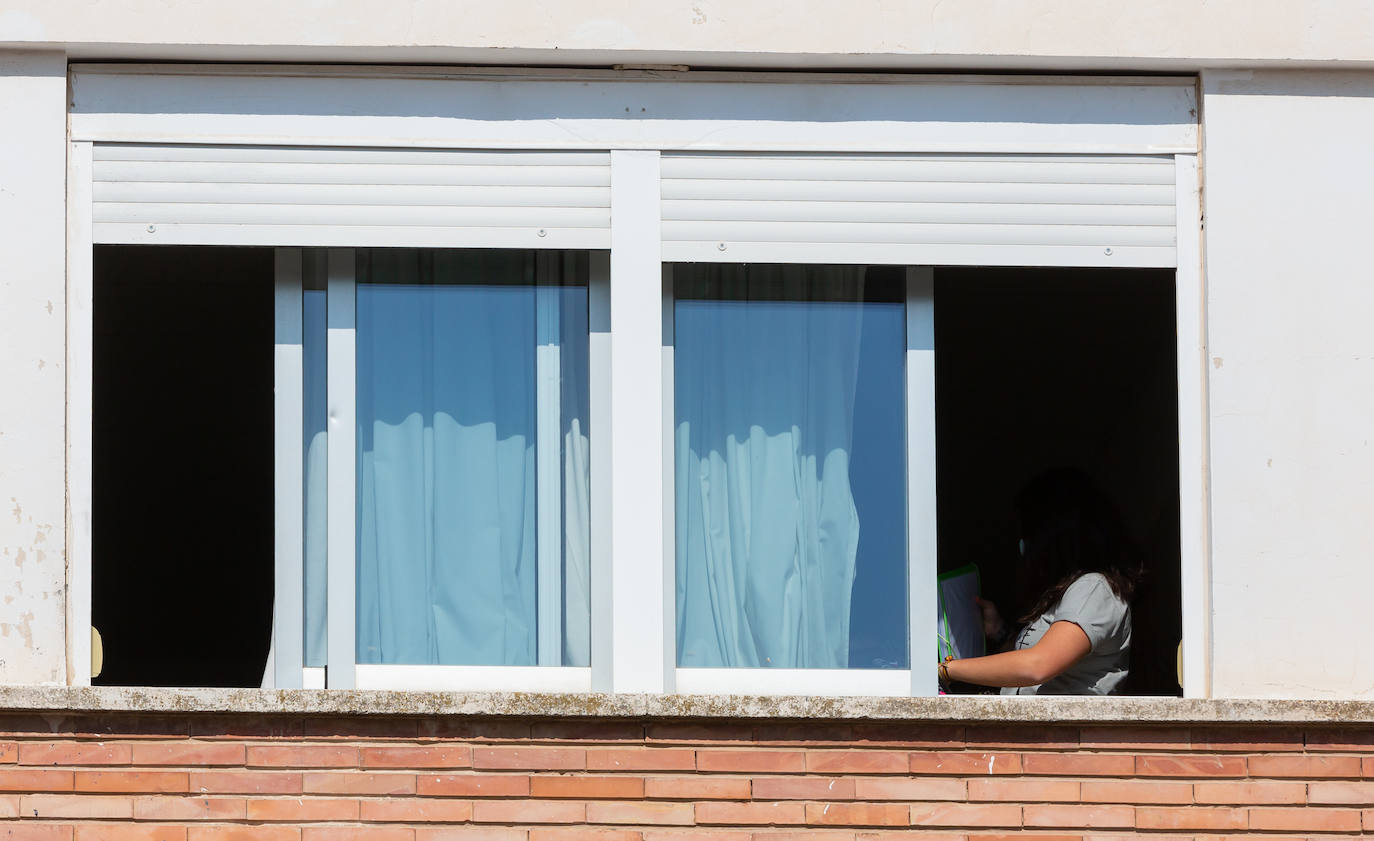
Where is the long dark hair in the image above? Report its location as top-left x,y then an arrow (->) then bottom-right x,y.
1015,468 -> 1143,625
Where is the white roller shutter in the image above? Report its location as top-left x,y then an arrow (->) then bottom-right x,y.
91,144 -> 612,249
661,153 -> 1177,268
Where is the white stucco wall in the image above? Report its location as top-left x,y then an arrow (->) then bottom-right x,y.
1,0 -> 1373,69
1202,70 -> 1374,698
0,50 -> 69,684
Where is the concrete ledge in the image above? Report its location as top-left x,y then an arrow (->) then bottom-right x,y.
1,686 -> 1373,724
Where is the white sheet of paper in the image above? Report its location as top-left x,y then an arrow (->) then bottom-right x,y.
937,567 -> 985,662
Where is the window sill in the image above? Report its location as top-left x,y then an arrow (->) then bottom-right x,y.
0,686 -> 1371,724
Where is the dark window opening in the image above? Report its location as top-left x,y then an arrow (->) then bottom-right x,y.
936,267 -> 1183,696
92,245 -> 274,687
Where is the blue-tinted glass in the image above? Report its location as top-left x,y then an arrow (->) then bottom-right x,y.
674,264 -> 907,669
354,249 -> 589,666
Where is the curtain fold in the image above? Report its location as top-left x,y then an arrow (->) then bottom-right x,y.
674,264 -> 867,669
352,249 -> 589,667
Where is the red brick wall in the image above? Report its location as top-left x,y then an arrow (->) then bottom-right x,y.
2,713 -> 1373,839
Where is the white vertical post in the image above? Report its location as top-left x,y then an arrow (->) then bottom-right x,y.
906,267 -> 938,696
66,140 -> 95,687
608,150 -> 668,694
535,253 -> 565,666
588,251 -> 614,691
1175,154 -> 1211,698
272,249 -> 305,689
660,264 -> 677,685
326,248 -> 357,689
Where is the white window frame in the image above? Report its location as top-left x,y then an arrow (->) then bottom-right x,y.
65,66 -> 1208,698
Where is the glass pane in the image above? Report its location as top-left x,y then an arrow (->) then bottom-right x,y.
674,264 -> 907,669
303,254 -> 328,667
355,248 -> 590,666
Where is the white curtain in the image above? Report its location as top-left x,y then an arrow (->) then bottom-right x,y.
674,264 -> 866,668
353,249 -> 589,666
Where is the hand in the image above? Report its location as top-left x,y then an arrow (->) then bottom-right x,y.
974,597 -> 1005,641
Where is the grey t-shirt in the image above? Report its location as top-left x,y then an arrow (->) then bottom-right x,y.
1001,572 -> 1131,696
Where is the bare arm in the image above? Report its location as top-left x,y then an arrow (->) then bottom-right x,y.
944,620 -> 1092,688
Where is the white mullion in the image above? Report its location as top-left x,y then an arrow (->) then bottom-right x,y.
272,249 -> 305,689
906,267 -> 938,696
660,264 -> 677,682
326,248 -> 357,689
535,252 -> 564,666
588,251 -> 613,691
608,150 -> 668,694
66,140 -> 95,687
1175,154 -> 1211,698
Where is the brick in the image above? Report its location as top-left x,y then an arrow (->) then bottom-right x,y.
419,720 -> 532,742
1365,756 -> 1374,778
853,778 -> 965,802
188,829 -> 301,841
1310,780 -> 1374,804
1135,806 -> 1246,830
303,772 -> 416,795
851,725 -> 965,749
588,749 -> 695,772
1023,804 -> 1133,829
645,776 -> 750,800
301,718 -> 420,741
965,726 -> 1078,751
805,803 -> 908,827
362,746 -> 472,769
0,742 -> 16,763
473,748 -> 585,771
247,797 -> 361,821
418,774 -> 530,797
73,827 -> 185,841
130,744 -> 245,767
1248,806 -> 1362,832
1249,754 -> 1361,778
132,796 -> 246,820
416,830 -> 525,841
361,797 -> 473,823
753,777 -> 855,800
909,803 -> 1021,828
1135,754 -> 1245,777
642,832 -> 750,841
75,771 -> 188,793
530,722 -> 646,742
19,743 -> 132,766
0,769 -> 75,791
646,723 -> 755,744
1081,780 -> 1190,804
1021,753 -> 1133,776
856,834 -> 964,841
0,795 -> 17,818
1077,726 -> 1190,752
62,717 -> 191,741
530,831 -> 643,841
1306,728 -> 1374,752
247,745 -> 358,768
301,830 -> 414,841
0,827 -> 74,841
1366,808 -> 1374,832
189,772 -> 303,795
531,775 -> 644,799
909,752 -> 1020,775
696,802 -> 808,826
1196,781 -> 1306,805
805,751 -> 907,774
969,778 -> 1078,802
753,724 -> 855,745
754,834 -> 856,841
472,800 -> 586,824
1190,726 -> 1303,752
587,801 -> 696,826
697,751 -> 805,774
189,716 -> 303,740
20,794 -> 133,819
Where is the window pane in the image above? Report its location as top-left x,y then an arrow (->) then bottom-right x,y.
674,264 -> 908,669
303,255 -> 328,668
355,249 -> 590,666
